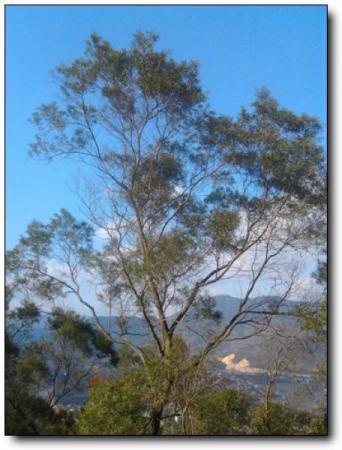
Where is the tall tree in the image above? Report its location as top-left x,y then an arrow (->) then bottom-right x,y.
8,32 -> 326,434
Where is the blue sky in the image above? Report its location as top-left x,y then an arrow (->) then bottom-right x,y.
6,5 -> 327,249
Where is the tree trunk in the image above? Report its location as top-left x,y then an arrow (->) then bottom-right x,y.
151,407 -> 163,435
149,335 -> 173,435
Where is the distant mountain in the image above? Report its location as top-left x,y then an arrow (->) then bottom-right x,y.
16,295 -> 325,410
91,295 -> 323,372
17,295 -> 324,373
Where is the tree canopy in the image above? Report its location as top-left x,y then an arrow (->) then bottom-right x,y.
6,31 -> 326,435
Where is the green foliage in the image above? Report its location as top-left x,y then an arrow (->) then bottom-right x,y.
132,152 -> 185,213
31,32 -> 205,160
49,209 -> 94,257
6,209 -> 95,304
200,88 -> 325,206
76,361 -> 326,436
14,301 -> 40,322
297,300 -> 327,342
189,388 -> 252,435
5,297 -> 118,435
192,294 -> 222,322
77,337 -> 197,435
6,300 -> 40,343
313,259 -> 327,287
76,371 -> 150,435
5,392 -> 74,435
147,232 -> 198,278
206,208 -> 240,251
5,304 -> 70,435
250,402 -> 326,436
26,31 -> 325,291
8,31 -> 326,436
297,255 -> 327,343
15,352 -> 49,386
48,307 -> 118,365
